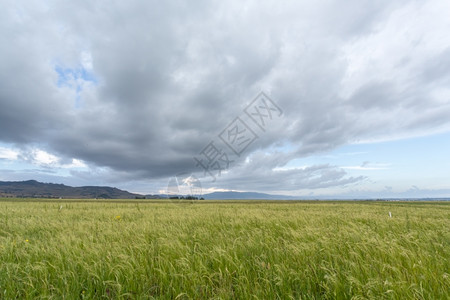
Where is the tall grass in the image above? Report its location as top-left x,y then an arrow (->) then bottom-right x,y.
0,200 -> 448,299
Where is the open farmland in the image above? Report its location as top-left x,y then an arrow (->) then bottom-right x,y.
0,199 -> 448,299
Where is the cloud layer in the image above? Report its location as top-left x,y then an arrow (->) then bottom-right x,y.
1,0 -> 449,193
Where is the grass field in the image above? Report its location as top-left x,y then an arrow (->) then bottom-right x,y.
0,199 -> 448,299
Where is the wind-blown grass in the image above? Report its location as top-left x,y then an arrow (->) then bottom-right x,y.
0,200 -> 448,299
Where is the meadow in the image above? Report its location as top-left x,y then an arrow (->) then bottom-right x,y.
0,199 -> 448,299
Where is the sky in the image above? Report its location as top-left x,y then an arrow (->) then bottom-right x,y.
1,0 -> 450,198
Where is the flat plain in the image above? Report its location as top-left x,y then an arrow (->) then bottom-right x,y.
0,199 -> 448,299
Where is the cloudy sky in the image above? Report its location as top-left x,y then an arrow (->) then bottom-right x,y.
1,0 -> 450,198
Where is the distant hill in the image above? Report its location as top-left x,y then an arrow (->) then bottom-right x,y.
202,191 -> 450,201
0,180 -> 140,199
203,191 -> 299,200
0,180 -> 298,200
4,181 -> 445,201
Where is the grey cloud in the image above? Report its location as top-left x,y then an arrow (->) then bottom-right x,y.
208,162 -> 366,193
193,148 -> 365,193
421,47 -> 450,84
348,82 -> 397,110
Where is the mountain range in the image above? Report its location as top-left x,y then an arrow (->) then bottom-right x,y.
0,180 -> 296,200
203,191 -> 298,200
3,180 -> 447,201
0,180 -> 139,199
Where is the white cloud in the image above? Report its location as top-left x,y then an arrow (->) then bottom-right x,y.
343,161 -> 390,171
61,158 -> 87,169
0,147 -> 19,160
80,51 -> 93,70
343,165 -> 390,171
31,149 -> 59,166
28,149 -> 88,169
0,146 -> 88,170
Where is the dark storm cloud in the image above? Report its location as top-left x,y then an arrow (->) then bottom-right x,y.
1,0 -> 449,192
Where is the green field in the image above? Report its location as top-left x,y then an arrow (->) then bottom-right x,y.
0,199 -> 448,299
